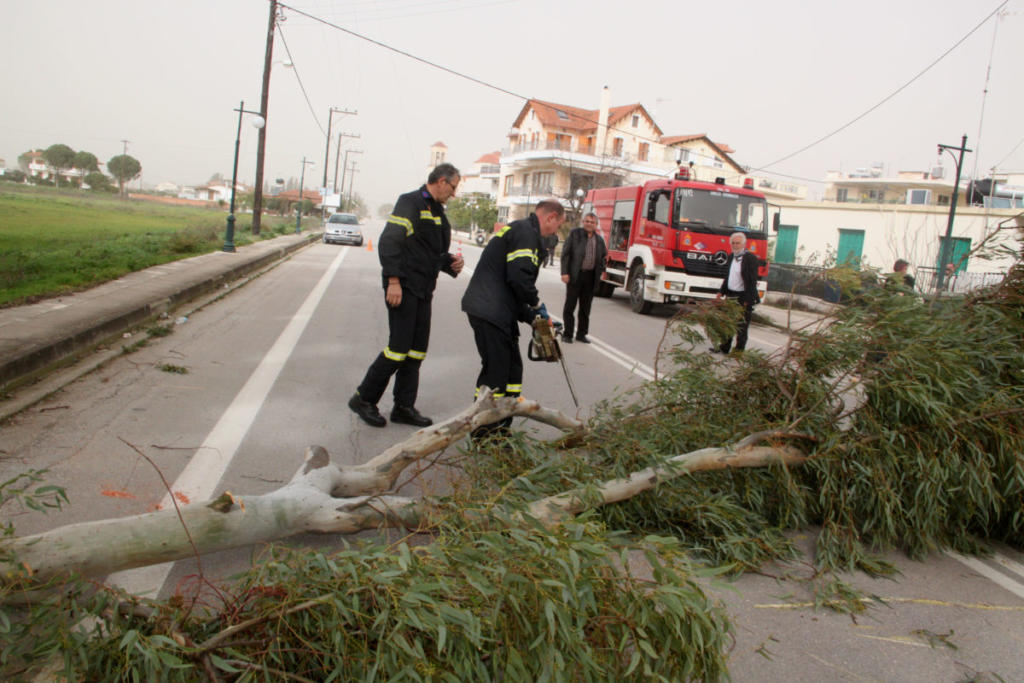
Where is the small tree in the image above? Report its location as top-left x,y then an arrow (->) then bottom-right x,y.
107,154 -> 142,199
72,151 -> 99,174
84,172 -> 114,192
42,144 -> 76,189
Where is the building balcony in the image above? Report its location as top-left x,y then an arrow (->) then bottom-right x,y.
505,183 -> 554,197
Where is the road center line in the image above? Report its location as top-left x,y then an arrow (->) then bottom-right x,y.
107,246 -> 349,596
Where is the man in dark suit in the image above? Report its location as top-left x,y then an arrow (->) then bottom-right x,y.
711,231 -> 760,354
560,212 -> 607,344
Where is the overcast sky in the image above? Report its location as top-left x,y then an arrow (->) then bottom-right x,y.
3,0 -> 1022,209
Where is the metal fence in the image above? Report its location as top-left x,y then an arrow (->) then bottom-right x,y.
914,267 -> 1005,295
767,262 -> 1006,302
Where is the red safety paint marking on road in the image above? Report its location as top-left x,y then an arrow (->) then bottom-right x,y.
101,489 -> 137,499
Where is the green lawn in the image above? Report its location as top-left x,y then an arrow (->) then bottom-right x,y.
0,185 -> 310,307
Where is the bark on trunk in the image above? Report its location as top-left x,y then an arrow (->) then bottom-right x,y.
0,395 -> 807,587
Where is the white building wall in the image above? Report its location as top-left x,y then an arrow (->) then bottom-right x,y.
775,201 -> 1022,274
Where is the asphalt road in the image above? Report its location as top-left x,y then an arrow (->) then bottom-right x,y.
2,220 -> 1022,681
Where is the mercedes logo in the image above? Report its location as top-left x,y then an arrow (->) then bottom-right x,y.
712,251 -> 729,266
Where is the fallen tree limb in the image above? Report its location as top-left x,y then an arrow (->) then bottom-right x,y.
0,398 -> 808,587
1,393 -> 582,586
527,434 -> 809,525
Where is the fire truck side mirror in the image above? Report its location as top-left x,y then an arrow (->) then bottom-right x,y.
772,213 -> 780,232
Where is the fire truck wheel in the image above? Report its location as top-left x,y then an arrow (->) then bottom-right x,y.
628,264 -> 653,314
595,281 -> 615,298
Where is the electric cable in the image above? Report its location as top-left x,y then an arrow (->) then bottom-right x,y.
276,21 -> 327,136
279,0 -> 1007,184
751,0 -> 1009,172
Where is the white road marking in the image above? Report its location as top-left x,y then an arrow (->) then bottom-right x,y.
948,552 -> 1024,600
993,550 -> 1024,581
107,247 -> 350,596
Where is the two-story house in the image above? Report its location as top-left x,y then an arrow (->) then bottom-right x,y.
459,151 -> 501,198
824,166 -> 960,207
496,88 -> 752,222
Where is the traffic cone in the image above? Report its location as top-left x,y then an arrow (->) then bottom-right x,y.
366,239 -> 373,251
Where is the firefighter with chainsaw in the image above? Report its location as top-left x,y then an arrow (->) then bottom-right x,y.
461,200 -> 566,439
348,163 -> 464,428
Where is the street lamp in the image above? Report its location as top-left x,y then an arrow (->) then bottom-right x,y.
224,100 -> 265,252
296,157 -> 315,234
936,134 -> 971,291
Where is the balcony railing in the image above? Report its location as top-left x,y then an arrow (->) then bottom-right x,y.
504,140 -> 627,158
505,183 -> 554,197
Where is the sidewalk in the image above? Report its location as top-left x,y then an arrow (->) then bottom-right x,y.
0,233 -> 319,402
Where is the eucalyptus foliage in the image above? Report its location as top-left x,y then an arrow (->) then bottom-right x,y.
4,252 -> 1023,681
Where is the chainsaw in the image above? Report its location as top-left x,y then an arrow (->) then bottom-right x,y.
527,315 -> 579,407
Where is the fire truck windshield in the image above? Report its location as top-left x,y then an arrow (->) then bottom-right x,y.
673,188 -> 767,236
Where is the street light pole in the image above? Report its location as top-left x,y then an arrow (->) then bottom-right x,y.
936,134 -> 971,291
252,0 -> 279,237
224,100 -> 265,252
296,157 -> 315,234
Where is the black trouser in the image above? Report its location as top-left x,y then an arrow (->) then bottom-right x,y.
356,289 -> 431,407
562,269 -> 596,339
718,289 -> 754,353
468,315 -> 522,436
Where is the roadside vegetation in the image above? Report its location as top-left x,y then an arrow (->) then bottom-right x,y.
0,184 -> 308,307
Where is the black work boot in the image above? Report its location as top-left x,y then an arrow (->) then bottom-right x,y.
390,405 -> 433,427
348,393 -> 386,427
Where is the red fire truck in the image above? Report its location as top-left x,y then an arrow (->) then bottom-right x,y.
583,167 -> 777,313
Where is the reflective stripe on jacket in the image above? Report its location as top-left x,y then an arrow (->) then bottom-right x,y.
378,185 -> 456,297
461,214 -> 543,335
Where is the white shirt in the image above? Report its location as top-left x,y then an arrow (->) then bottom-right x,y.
727,251 -> 745,291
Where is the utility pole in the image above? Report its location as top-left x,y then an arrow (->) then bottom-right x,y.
333,132 -> 360,193
296,157 -> 315,233
252,0 -> 278,236
119,139 -> 130,199
936,134 -> 971,292
340,149 -> 363,207
321,107 -> 356,221
345,161 -> 359,212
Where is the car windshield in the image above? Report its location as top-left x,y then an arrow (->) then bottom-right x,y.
673,188 -> 766,235
329,214 -> 359,225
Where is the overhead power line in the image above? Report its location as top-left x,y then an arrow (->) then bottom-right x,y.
276,21 -> 326,135
752,0 -> 1009,173
278,0 -> 1007,184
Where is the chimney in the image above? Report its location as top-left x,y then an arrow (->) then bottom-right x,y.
595,86 -> 611,157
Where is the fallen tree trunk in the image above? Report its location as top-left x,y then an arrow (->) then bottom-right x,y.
1,396 -> 807,587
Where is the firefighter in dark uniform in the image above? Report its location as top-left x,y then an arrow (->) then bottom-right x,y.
348,163 -> 464,428
461,199 -> 566,437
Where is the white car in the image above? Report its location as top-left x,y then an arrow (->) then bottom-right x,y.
323,213 -> 363,246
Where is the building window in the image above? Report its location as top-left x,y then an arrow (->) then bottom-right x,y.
836,188 -> 849,203
533,171 -> 553,192
868,189 -> 884,202
631,114 -> 639,127
907,189 -> 931,205
497,206 -> 509,223
638,142 -> 649,161
937,194 -> 950,206
612,138 -> 624,157
503,175 -> 513,194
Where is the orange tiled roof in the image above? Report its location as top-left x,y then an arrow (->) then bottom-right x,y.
512,99 -> 663,137
277,188 -> 323,202
432,141 -> 448,148
475,151 -> 500,164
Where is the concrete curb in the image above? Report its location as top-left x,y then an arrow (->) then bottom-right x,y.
0,234 -> 319,394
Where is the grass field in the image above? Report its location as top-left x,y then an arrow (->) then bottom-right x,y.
0,184 -> 311,307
